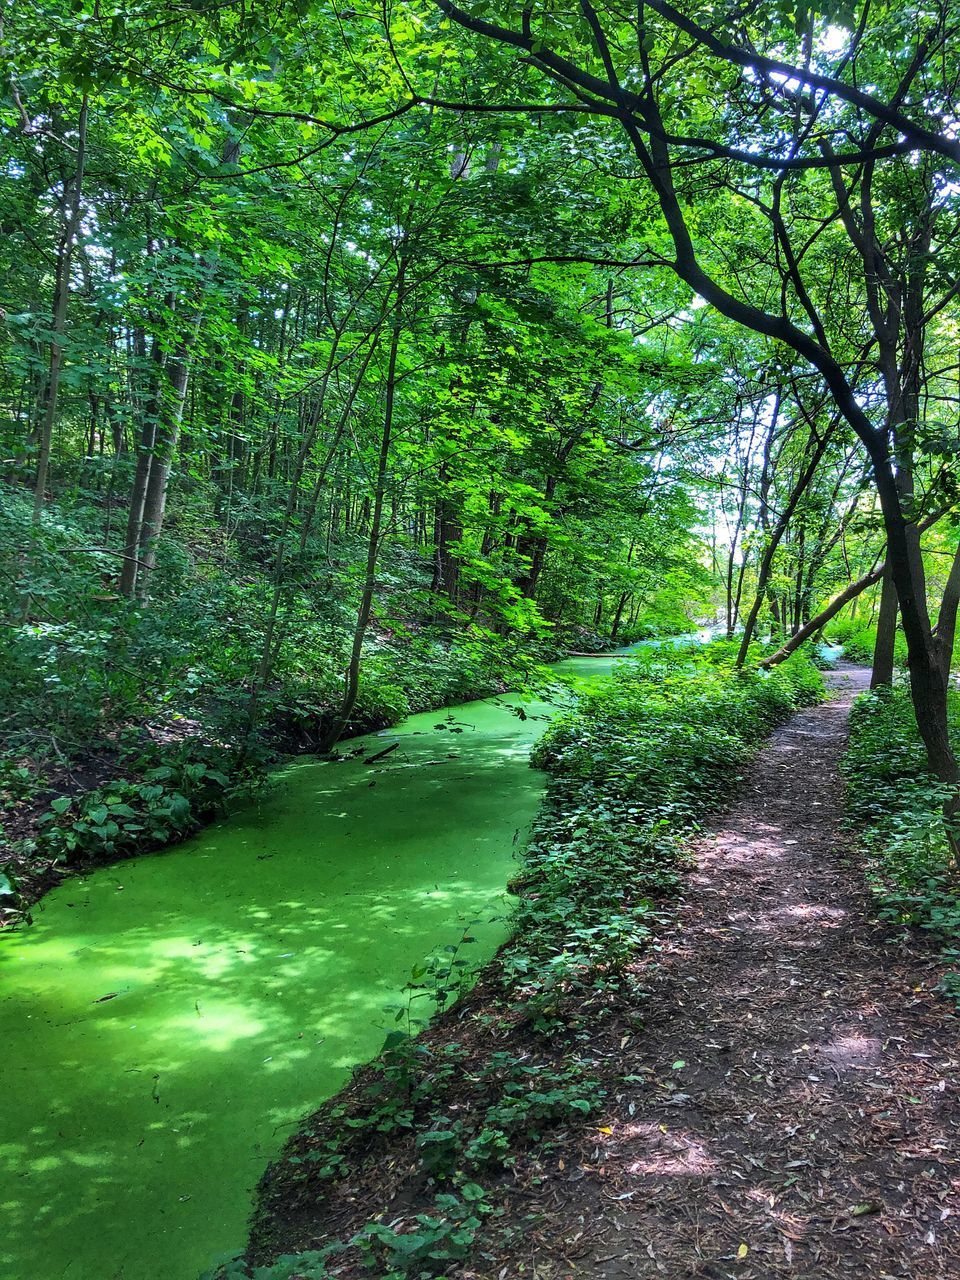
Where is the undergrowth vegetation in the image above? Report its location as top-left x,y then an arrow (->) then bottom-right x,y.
843,683 -> 960,997
0,465 -> 708,921
0,481 -> 565,916
207,644 -> 823,1280
824,617 -> 908,666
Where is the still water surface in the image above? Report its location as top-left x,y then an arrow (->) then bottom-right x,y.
0,650 -> 637,1280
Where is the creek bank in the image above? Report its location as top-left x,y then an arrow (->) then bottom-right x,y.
0,644 -> 664,1280
3,625 -> 699,926
0,639 -> 556,925
229,645 -> 824,1280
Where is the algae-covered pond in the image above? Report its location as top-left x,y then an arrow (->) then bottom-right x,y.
0,652 -> 634,1280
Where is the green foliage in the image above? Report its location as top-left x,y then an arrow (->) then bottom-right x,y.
33,741 -> 247,863
201,1249 -> 339,1280
0,754 -> 41,814
628,579 -> 714,640
843,684 -> 960,993
354,1189 -> 490,1277
825,619 -> 908,666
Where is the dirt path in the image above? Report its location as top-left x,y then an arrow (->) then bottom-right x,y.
546,665 -> 960,1279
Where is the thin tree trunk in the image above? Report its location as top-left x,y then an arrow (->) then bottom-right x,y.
32,96 -> 89,520
736,419 -> 833,666
135,331 -> 199,595
934,541 -> 960,682
320,257 -> 408,753
761,566 -> 886,668
760,509 -> 947,671
610,592 -> 630,642
870,563 -> 898,689
119,308 -> 168,598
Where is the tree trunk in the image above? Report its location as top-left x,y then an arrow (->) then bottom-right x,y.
736,419 -> 833,666
870,562 -> 898,689
869,456 -> 956,783
431,464 -> 462,604
320,257 -> 408,753
761,508 -> 949,670
934,541 -> 960,682
135,335 -> 198,595
119,334 -> 166,598
32,96 -> 89,521
610,592 -> 630,642
761,565 -> 884,668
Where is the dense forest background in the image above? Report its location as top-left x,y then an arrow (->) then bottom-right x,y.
2,0 -> 959,885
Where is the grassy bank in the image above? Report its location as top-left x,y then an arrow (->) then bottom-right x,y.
842,682 -> 960,999
206,643 -> 823,1280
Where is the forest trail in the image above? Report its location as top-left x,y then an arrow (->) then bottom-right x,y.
552,665 -> 960,1280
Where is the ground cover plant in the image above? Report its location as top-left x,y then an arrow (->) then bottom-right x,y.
207,644 -> 823,1280
824,618 -> 909,668
843,682 -> 960,996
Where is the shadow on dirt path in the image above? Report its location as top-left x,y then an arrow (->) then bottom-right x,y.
558,663 -> 960,1279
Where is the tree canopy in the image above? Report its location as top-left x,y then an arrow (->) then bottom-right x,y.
1,0 -> 959,812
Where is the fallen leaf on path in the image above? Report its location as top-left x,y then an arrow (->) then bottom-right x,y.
850,1201 -> 882,1217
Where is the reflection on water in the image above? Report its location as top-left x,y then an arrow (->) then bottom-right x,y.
0,649 -> 651,1279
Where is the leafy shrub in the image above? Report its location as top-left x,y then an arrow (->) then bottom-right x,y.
825,620 -> 908,666
32,739 -> 257,864
354,1188 -> 490,1276
843,683 -> 960,992
201,1250 -> 338,1279
824,616 -> 860,645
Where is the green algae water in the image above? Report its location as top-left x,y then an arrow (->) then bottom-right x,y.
0,650 -> 642,1280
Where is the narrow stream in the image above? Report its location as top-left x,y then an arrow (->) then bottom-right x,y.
0,649 -> 643,1280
